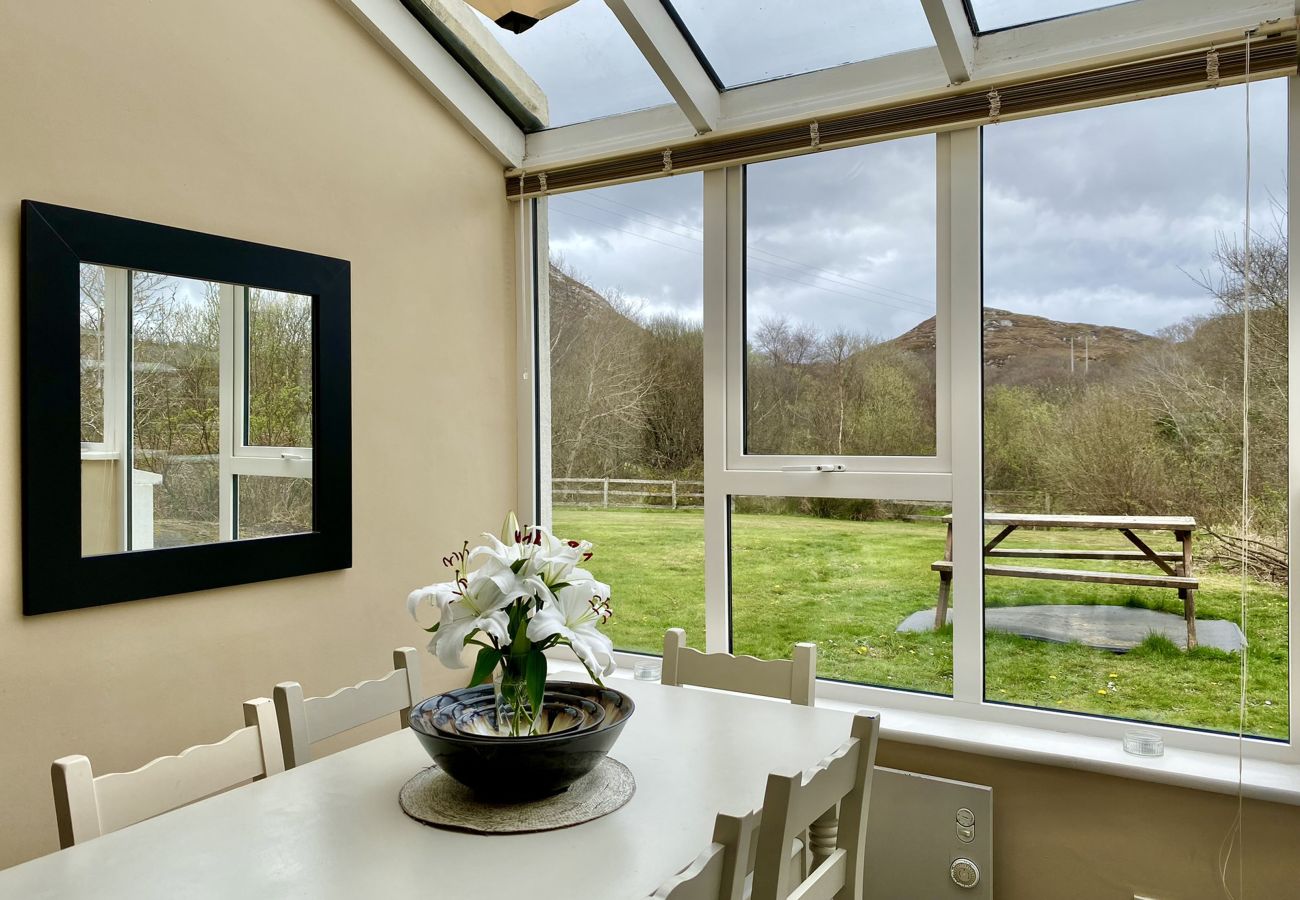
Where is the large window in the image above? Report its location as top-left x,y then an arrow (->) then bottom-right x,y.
530,75 -> 1293,758
982,84 -> 1289,739
743,138 -> 938,460
542,175 -> 705,654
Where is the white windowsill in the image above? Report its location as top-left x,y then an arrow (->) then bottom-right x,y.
814,694 -> 1300,807
547,656 -> 1300,806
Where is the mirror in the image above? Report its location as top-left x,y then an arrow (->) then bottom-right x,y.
24,201 -> 351,614
80,266 -> 314,555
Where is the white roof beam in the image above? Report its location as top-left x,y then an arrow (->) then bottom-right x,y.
604,0 -> 722,134
334,0 -> 526,166
522,0 -> 1292,172
919,0 -> 976,84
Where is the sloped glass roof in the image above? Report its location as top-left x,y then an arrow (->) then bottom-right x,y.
968,1 -> 1131,32
473,2 -> 676,128
667,0 -> 936,88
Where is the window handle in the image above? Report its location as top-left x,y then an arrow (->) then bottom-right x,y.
779,464 -> 846,473
281,452 -> 304,460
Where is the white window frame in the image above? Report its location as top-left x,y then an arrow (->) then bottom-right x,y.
81,273 -> 313,547
725,138 -> 952,479
521,80 -> 1300,775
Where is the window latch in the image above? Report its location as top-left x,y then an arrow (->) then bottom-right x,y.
280,452 -> 304,461
779,464 -> 845,473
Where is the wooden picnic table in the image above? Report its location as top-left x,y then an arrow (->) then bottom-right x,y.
931,513 -> 1199,648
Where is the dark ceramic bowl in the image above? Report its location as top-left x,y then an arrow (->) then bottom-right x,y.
452,696 -> 604,739
428,690 -> 604,740
410,680 -> 635,800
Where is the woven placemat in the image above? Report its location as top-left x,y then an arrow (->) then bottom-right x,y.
399,758 -> 635,835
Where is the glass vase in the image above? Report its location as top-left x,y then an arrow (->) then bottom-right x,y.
492,658 -> 540,737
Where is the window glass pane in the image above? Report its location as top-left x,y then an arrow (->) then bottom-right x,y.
669,0 -> 935,88
970,0 -> 1127,32
246,289 -> 312,448
544,175 -> 705,654
237,475 -> 312,538
132,272 -> 222,549
730,496 -> 953,695
477,3 -> 676,128
79,264 -> 106,444
982,84 -> 1288,738
744,137 -> 937,457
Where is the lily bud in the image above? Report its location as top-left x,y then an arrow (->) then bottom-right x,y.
500,511 -> 520,544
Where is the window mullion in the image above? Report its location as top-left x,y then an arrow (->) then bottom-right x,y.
217,284 -> 238,541
703,166 -> 735,654
102,267 -> 130,552
942,127 -> 985,705
1287,74 -> 1299,753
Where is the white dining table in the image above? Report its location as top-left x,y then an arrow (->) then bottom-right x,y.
0,676 -> 856,899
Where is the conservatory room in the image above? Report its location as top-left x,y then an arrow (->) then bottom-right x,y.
0,0 -> 1298,897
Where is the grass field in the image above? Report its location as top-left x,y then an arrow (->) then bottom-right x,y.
553,506 -> 1289,739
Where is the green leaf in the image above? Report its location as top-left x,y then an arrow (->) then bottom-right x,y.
525,648 -> 548,715
468,647 -> 503,687
510,558 -> 526,574
422,623 -> 440,633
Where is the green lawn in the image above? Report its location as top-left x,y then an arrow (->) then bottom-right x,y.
554,506 -> 1289,739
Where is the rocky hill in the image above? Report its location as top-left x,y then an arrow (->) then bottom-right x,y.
888,307 -> 1163,386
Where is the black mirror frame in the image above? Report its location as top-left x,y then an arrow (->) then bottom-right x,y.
21,200 -> 352,615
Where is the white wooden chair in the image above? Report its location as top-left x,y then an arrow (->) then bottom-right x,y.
50,697 -> 283,848
649,809 -> 760,900
273,647 -> 420,768
751,711 -> 881,900
661,628 -> 817,706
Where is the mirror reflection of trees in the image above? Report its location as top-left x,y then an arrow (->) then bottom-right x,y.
78,272 -> 314,548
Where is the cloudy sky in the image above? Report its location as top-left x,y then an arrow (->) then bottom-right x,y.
499,2 -> 1288,340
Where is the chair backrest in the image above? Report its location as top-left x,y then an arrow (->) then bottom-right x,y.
273,647 -> 420,768
51,697 -> 283,848
649,809 -> 761,900
751,712 -> 881,900
662,628 -> 816,706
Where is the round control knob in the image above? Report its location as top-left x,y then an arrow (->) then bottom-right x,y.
956,807 -> 975,828
950,858 -> 980,889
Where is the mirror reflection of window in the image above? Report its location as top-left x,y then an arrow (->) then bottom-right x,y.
78,265 -> 315,558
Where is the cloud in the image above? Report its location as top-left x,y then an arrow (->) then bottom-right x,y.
546,80 -> 1286,340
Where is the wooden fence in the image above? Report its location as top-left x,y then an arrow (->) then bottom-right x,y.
553,477 -> 704,510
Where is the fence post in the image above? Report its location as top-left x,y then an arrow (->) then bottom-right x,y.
602,478 -> 609,508
671,480 -> 678,510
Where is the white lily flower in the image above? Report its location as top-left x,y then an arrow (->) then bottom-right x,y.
432,596 -> 511,670
406,580 -> 462,621
526,578 -> 615,678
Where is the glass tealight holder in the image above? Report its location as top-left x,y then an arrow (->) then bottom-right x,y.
1122,730 -> 1165,757
634,660 -> 662,682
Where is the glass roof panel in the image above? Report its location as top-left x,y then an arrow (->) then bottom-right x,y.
666,0 -> 936,89
969,1 -> 1130,32
474,3 -> 676,129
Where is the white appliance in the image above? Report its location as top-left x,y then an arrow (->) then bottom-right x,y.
863,767 -> 993,898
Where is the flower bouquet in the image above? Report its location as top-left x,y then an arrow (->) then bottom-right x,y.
407,513 -> 615,736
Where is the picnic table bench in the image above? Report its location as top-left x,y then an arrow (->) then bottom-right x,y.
931,513 -> 1199,648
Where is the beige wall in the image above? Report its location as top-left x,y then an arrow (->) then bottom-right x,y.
2,0 -> 1297,893
879,741 -> 1300,899
0,0 -> 510,869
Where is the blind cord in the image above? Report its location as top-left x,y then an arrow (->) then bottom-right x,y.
1218,25 -> 1257,900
